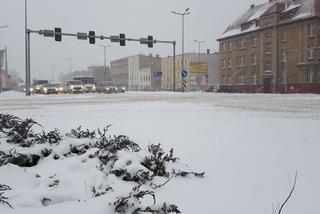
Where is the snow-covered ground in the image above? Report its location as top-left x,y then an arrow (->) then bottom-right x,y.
0,91 -> 320,214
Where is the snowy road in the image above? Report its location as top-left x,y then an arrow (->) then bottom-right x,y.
1,91 -> 320,214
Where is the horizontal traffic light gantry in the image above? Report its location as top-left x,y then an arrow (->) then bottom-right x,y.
34,28 -> 156,48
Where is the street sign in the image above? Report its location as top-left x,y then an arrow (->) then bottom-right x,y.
110,35 -> 120,42
205,74 -> 209,79
43,30 -> 54,37
154,71 -> 162,78
77,32 -> 87,40
181,70 -> 188,78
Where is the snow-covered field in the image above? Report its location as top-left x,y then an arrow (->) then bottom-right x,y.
0,91 -> 320,214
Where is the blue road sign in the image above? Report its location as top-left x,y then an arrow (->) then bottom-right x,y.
205,74 -> 209,79
154,71 -> 162,78
182,70 -> 188,78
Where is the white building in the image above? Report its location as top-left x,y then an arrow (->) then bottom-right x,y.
128,54 -> 161,91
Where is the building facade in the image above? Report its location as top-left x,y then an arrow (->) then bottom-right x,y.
161,52 -> 219,91
128,54 -> 161,91
110,57 -> 129,88
218,0 -> 320,93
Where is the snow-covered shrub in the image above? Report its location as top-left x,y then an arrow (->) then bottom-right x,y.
0,184 -> 12,208
67,126 -> 96,139
112,185 -> 180,214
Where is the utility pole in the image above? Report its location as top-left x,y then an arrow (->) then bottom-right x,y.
172,8 -> 191,91
67,58 -> 74,80
194,40 -> 205,62
98,44 -> 110,82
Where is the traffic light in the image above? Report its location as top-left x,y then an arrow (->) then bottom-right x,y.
89,31 -> 95,44
119,33 -> 126,46
148,35 -> 153,48
54,28 -> 62,42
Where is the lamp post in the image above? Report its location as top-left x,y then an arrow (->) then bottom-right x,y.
194,40 -> 205,62
0,26 -> 9,94
171,8 -> 191,91
98,44 -> 110,82
67,58 -> 74,80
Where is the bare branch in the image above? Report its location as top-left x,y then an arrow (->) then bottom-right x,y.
278,171 -> 297,214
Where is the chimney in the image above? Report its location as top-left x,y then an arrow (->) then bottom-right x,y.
250,4 -> 255,9
206,49 -> 210,54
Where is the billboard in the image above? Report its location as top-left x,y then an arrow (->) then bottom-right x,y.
190,62 -> 208,74
190,62 -> 208,86
0,50 -> 4,70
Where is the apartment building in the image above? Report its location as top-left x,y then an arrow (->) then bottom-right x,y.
161,52 -> 219,91
218,0 -> 320,93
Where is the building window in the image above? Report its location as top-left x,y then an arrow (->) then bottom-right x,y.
305,70 -> 313,83
252,54 -> 257,65
307,24 -> 315,37
265,31 -> 272,38
281,30 -> 288,42
221,43 -> 226,52
228,42 -> 233,51
222,60 -> 226,69
237,72 -> 245,85
253,36 -> 257,48
228,59 -> 232,68
265,63 -> 271,72
307,48 -> 314,59
281,49 -> 287,62
222,76 -> 226,84
251,72 -> 257,85
280,71 -> 286,84
228,76 -> 232,85
265,43 -> 272,54
237,56 -> 245,66
237,38 -> 246,49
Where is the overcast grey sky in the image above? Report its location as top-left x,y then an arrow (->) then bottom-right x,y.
0,0 -> 266,80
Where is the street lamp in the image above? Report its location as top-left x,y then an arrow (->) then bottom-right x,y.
98,44 -> 110,82
0,26 -> 9,94
194,40 -> 205,62
66,58 -> 74,80
171,8 -> 191,91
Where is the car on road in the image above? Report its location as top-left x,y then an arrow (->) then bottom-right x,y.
41,83 -> 62,94
73,76 -> 96,93
96,83 -> 120,94
215,85 -> 238,93
33,80 -> 48,94
65,80 -> 84,94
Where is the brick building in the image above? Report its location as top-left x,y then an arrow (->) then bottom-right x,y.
217,0 -> 320,93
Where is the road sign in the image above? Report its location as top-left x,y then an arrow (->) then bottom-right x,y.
205,74 -> 209,79
77,32 -> 87,40
154,71 -> 162,78
182,70 -> 188,78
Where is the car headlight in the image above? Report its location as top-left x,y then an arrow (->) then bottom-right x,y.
81,86 -> 84,89
93,86 -> 96,90
122,87 -> 126,90
55,88 -> 58,91
36,87 -> 40,90
59,87 -> 63,91
43,88 -> 48,91
30,88 -> 34,92
71,86 -> 74,89
115,87 -> 118,90
106,88 -> 110,90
